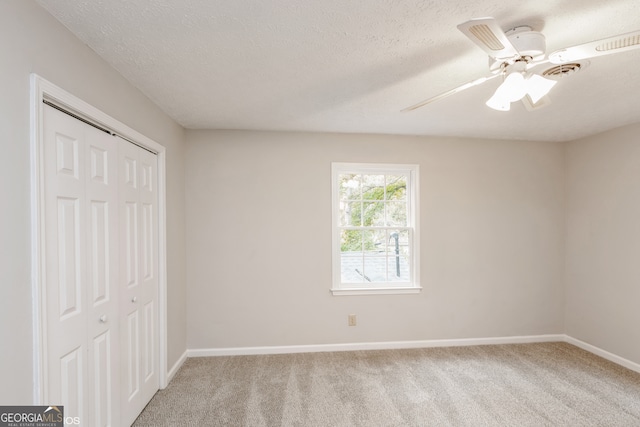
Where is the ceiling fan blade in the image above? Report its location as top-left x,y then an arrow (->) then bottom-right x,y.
457,17 -> 520,60
549,29 -> 640,64
401,74 -> 499,112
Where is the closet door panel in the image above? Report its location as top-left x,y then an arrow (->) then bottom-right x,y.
119,140 -> 159,426
44,107 -> 88,423
85,124 -> 120,427
44,105 -> 120,426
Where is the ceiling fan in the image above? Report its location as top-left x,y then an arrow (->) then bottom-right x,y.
403,17 -> 640,112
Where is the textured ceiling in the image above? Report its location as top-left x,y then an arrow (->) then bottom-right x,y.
37,0 -> 640,142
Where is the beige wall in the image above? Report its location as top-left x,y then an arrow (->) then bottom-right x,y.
185,130 -> 566,349
565,122 -> 640,364
5,0 -> 640,408
0,1 -> 186,403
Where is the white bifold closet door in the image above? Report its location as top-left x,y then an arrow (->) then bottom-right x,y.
118,133 -> 159,427
43,104 -> 158,427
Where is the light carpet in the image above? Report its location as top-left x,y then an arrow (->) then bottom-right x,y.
133,342 -> 640,426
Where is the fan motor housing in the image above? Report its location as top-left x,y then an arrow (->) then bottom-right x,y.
489,26 -> 547,71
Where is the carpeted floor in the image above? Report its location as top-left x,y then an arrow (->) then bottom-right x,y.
133,342 -> 640,426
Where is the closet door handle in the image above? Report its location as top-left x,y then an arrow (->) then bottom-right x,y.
131,296 -> 138,303
99,315 -> 108,323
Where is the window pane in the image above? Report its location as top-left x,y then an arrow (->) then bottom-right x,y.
387,229 -> 410,282
398,229 -> 410,247
386,201 -> 407,227
385,175 -> 407,201
341,255 -> 364,283
363,229 -> 386,255
340,229 -> 362,253
363,201 -> 384,226
387,256 -> 410,282
388,230 -> 410,256
362,175 -> 385,200
340,201 -> 362,226
364,257 -> 387,282
339,174 -> 361,200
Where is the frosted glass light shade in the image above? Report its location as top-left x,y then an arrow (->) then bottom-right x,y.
526,74 -> 557,104
501,72 -> 528,102
485,94 -> 511,111
486,72 -> 557,111
486,72 -> 526,111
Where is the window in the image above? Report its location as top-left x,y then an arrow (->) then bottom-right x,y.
331,163 -> 420,295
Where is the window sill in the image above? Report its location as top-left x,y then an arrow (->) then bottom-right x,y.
331,287 -> 422,296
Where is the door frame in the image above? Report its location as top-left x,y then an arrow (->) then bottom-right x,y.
30,74 -> 169,404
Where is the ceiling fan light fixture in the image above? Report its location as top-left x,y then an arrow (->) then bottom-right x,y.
485,94 -> 511,111
502,72 -> 528,101
486,71 -> 557,111
486,72 -> 527,110
525,74 -> 557,104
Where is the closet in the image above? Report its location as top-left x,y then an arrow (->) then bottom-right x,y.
42,104 -> 159,426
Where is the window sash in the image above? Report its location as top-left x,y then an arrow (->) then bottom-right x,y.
331,163 -> 420,295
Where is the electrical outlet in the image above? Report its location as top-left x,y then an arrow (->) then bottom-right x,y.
348,314 -> 357,326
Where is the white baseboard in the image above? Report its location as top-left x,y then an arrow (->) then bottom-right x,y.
169,335 -> 639,383
187,334 -> 566,358
165,349 -> 188,386
564,335 -> 640,374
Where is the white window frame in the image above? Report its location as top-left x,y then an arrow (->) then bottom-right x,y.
331,162 -> 421,296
